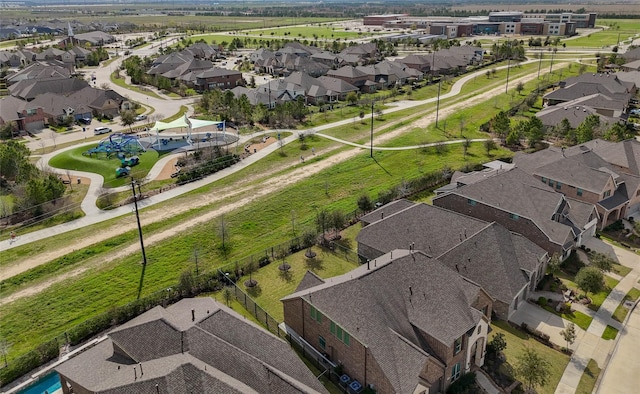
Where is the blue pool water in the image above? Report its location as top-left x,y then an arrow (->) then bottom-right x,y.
18,371 -> 61,394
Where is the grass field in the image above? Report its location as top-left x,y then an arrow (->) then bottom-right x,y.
48,145 -> 160,188
490,320 -> 570,394
558,273 -> 619,312
110,72 -> 163,99
564,19 -> 640,48
235,246 -> 360,322
576,359 -> 601,394
244,25 -> 379,40
542,305 -> 592,330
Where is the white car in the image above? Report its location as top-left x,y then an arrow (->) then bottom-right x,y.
135,114 -> 147,122
94,127 -> 112,135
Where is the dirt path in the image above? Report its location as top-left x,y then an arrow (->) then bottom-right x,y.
0,67 -> 556,305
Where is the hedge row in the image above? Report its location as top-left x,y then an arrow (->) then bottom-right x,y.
176,154 -> 240,184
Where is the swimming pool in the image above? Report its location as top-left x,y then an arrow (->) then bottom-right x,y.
18,371 -> 61,394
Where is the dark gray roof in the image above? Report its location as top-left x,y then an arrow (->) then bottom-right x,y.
327,65 -> 367,79
535,102 -> 616,129
6,62 -> 70,85
565,198 -> 598,230
316,76 -> 359,94
588,138 -> 640,175
294,271 -> 325,293
357,202 -> 488,258
543,83 -> 631,104
9,77 -> 89,101
196,67 -> 241,79
56,298 -> 327,394
534,154 -> 616,194
359,198 -> 415,225
0,96 -> 27,122
438,223 -> 539,306
599,183 -> 631,210
283,251 -> 483,393
434,168 -> 575,247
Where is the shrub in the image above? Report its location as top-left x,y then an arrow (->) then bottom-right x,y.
258,255 -> 271,268
538,296 -> 547,306
447,372 -> 477,394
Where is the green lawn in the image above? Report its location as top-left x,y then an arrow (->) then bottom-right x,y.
162,105 -> 188,122
110,72 -> 162,99
245,25 -> 378,40
558,273 -> 619,312
601,325 -> 619,340
48,145 -> 160,188
235,246 -> 359,322
611,263 -> 632,277
563,19 -> 640,48
612,287 -> 640,322
576,359 -> 601,394
542,305 -> 593,331
490,320 -> 570,394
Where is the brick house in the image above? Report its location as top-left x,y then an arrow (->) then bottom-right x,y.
282,250 -> 492,394
194,67 -> 245,91
514,140 -> 640,226
56,298 -> 327,394
357,201 -> 549,320
433,168 -> 599,259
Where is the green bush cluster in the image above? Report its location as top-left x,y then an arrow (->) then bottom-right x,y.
176,154 -> 240,184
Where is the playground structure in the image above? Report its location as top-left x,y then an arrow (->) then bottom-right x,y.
115,153 -> 139,177
84,133 -> 146,158
145,115 -> 239,152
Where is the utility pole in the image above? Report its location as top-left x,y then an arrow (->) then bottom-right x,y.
435,79 -> 442,128
370,101 -> 374,158
505,40 -> 511,94
537,50 -> 543,79
549,48 -> 556,79
131,179 -> 148,300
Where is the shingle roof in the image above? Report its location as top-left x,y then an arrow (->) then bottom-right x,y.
316,76 -> 359,94
588,138 -> 640,175
359,199 -> 416,226
438,223 -> 536,306
0,96 -> 27,122
535,101 -> 617,129
327,65 -> 368,79
9,77 -> 89,101
534,154 -> 616,194
56,298 -> 327,394
435,168 -> 575,247
283,250 -> 482,393
357,201 -> 488,257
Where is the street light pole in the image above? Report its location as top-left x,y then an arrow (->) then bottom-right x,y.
131,179 -> 148,268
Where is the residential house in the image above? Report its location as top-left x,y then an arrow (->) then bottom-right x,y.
316,76 -> 359,100
535,95 -> 620,129
56,298 -> 328,394
357,60 -> 411,89
622,47 -> 640,63
230,86 -> 276,108
621,59 -> 640,72
514,140 -> 640,226
9,78 -> 89,101
284,71 -> 331,104
433,168 -> 599,258
396,54 -> 432,73
339,42 -> 379,64
183,42 -> 219,60
357,201 -> 549,320
326,66 -> 374,93
195,67 -> 245,91
282,249 -> 492,394
0,49 -> 35,68
0,95 -> 46,132
60,30 -> 115,47
543,73 -> 635,107
28,92 -> 93,125
34,47 -> 66,62
66,86 -> 127,118
5,62 -> 71,86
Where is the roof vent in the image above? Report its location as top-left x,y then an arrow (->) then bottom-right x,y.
191,309 -> 195,321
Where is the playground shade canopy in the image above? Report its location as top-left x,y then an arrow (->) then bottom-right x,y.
153,115 -> 224,132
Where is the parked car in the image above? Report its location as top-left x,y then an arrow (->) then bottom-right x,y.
135,114 -> 147,122
78,117 -> 92,125
630,109 -> 640,116
94,126 -> 112,135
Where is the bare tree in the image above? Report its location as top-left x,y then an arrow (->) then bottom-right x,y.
0,337 -> 11,367
65,169 -> 74,190
217,215 -> 230,258
50,131 -> 58,149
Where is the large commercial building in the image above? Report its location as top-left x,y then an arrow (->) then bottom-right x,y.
364,11 -> 596,37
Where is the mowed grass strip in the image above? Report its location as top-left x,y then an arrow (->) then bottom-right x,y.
576,359 -> 601,394
612,287 -> 640,322
490,320 -> 570,394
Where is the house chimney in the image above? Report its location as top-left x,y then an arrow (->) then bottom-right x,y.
191,309 -> 195,321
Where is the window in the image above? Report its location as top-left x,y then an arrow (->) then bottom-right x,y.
310,306 -> 322,323
556,182 -> 562,190
603,190 -> 611,198
330,321 -> 350,346
454,337 -> 462,354
467,199 -> 477,206
577,188 -> 583,197
548,180 -> 554,187
319,335 -> 326,350
541,177 -> 547,183
509,213 -> 520,221
26,108 -> 37,116
477,325 -> 482,334
451,362 -> 461,382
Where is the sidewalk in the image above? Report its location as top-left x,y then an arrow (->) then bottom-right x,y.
555,241 -> 640,394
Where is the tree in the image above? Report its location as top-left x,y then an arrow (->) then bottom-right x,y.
216,215 -> 231,258
462,138 -> 471,159
516,347 -> 551,391
346,91 -> 358,106
357,194 -> 373,213
491,111 -> 510,141
484,140 -> 497,155
515,81 -> 525,95
589,251 -> 614,273
525,117 -> 545,147
359,110 -> 365,124
575,266 -> 605,296
547,253 -> 562,276
505,129 -> 520,146
486,332 -> 507,359
120,110 -> 136,132
0,337 -> 10,367
560,323 -> 577,350
330,209 -> 345,239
